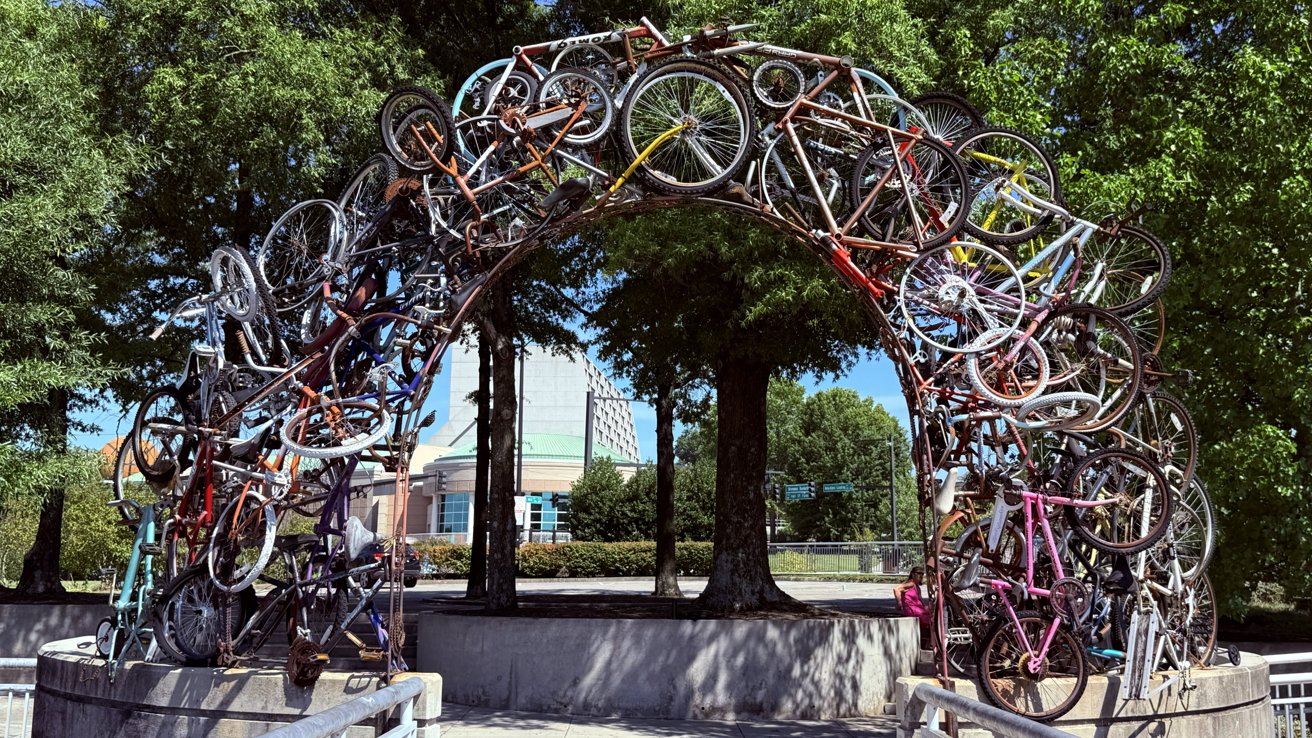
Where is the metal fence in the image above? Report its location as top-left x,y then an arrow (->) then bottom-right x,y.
1268,652 -> 1312,738
0,659 -> 36,738
258,677 -> 425,738
768,541 -> 925,575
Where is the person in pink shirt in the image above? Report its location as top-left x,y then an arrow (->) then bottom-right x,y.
894,566 -> 933,629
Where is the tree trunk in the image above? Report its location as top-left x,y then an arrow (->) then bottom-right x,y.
466,324 -> 492,599
696,357 -> 795,613
484,288 -> 518,611
18,387 -> 69,594
653,379 -> 682,597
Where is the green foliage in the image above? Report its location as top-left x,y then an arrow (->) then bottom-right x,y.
770,550 -> 813,574
0,0 -> 140,445
412,539 -> 473,578
86,0 -> 433,396
516,541 -> 715,577
568,459 -> 717,542
0,481 -> 135,584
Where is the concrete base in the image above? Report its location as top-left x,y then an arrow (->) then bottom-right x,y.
0,603 -> 106,658
419,613 -> 919,720
895,652 -> 1272,737
32,637 -> 442,737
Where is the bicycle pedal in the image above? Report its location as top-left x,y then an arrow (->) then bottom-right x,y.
139,544 -> 163,556
357,648 -> 385,662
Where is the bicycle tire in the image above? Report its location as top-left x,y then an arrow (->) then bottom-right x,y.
965,327 -> 1051,407
298,581 -> 350,645
976,610 -> 1087,722
1171,476 -> 1215,580
1119,389 -> 1197,488
152,564 -> 245,666
1016,391 -> 1103,431
620,58 -> 756,197
280,399 -> 391,459
1064,448 -> 1172,555
130,387 -> 195,485
849,134 -> 970,249
1037,303 -> 1143,432
908,91 -> 984,143
257,199 -> 346,313
338,152 -> 400,239
551,43 -> 617,89
956,126 -> 1061,246
110,430 -> 139,523
378,85 -> 455,173
537,67 -> 615,146
486,70 -> 539,111
207,490 -> 277,593
1079,224 -> 1172,317
209,245 -> 263,323
898,242 -> 1024,353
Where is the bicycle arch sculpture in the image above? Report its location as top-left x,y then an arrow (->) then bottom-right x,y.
107,18 -> 1213,722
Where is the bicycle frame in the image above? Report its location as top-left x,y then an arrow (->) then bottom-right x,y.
103,500 -> 161,681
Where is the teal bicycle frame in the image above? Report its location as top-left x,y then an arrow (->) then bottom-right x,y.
97,499 -> 161,681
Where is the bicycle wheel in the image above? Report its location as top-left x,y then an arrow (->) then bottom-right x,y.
378,85 -> 455,173
1037,303 -> 1142,431
620,58 -> 756,196
338,153 -> 399,240
209,245 -> 263,323
849,134 -> 970,249
1124,298 -> 1165,355
908,91 -> 984,144
110,429 -> 141,523
1076,224 -> 1171,317
552,43 -> 617,89
257,199 -> 346,312
298,581 -> 349,645
1016,391 -> 1103,431
131,388 -> 195,485
1064,448 -> 1172,555
956,127 -> 1061,246
977,610 -> 1087,722
898,243 -> 1024,353
153,564 -> 245,665
537,67 -> 614,146
280,399 -> 391,459
1116,390 -> 1197,487
1163,476 -> 1214,581
965,327 -> 1051,407
207,490 -> 277,593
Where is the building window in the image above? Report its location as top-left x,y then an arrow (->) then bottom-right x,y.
438,493 -> 470,535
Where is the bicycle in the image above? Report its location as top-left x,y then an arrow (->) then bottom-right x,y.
94,495 -> 164,682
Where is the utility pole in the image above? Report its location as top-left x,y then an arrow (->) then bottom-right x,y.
889,436 -> 899,562
518,348 -> 527,539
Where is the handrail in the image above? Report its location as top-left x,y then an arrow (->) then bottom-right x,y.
0,659 -> 36,669
258,677 -> 424,738
901,683 -> 1076,738
1263,652 -> 1312,665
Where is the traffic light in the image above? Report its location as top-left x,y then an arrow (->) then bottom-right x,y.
437,470 -> 448,492
807,481 -> 816,496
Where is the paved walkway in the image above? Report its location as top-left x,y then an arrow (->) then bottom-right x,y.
439,705 -> 900,737
412,579 -> 906,736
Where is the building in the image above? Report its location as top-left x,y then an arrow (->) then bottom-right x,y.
358,343 -> 640,542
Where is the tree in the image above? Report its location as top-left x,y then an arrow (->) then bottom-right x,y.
907,0 -> 1312,615
479,287 -> 520,611
772,384 -> 914,541
569,459 -> 648,542
0,0 -> 144,592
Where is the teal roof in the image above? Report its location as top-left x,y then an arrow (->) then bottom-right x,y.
441,433 -> 632,464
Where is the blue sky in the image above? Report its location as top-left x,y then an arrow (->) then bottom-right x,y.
69,340 -> 909,462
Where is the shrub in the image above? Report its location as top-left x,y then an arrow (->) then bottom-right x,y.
770,550 -> 813,573
517,543 -> 567,577
413,539 -> 471,577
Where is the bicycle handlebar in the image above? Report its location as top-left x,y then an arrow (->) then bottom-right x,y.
150,295 -> 211,340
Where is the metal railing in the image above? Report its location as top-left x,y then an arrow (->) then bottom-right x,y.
1267,652 -> 1312,737
768,541 -> 925,575
0,659 -> 36,738
257,677 -> 424,738
900,683 -> 1076,738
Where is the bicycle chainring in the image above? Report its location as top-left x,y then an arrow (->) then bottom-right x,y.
1049,577 -> 1091,621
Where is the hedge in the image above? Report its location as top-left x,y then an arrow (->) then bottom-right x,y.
410,540 -> 714,578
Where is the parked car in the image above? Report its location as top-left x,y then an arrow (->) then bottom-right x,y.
355,542 -> 419,588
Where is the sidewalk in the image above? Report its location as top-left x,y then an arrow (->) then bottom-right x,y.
439,705 -> 900,737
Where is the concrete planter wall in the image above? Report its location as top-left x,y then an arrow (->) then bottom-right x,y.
33,637 -> 442,738
895,652 -> 1273,737
0,603 -> 105,658
418,612 -> 919,719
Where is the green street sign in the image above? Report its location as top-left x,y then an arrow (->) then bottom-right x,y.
822,482 -> 854,493
524,495 -> 543,504
784,483 -> 813,500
